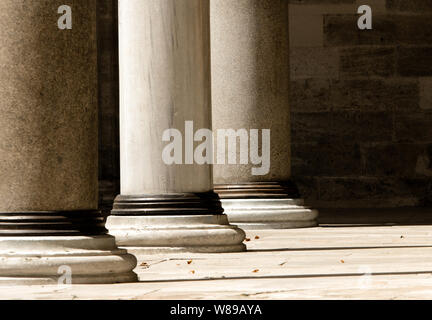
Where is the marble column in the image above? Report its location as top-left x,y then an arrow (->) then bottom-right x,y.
0,0 -> 137,284
211,0 -> 318,229
106,0 -> 246,254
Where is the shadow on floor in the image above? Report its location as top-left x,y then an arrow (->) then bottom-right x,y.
248,245 -> 432,253
138,270 -> 432,284
317,207 -> 432,226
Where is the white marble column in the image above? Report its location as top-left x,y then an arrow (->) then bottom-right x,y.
0,0 -> 137,284
211,0 -> 318,229
106,0 -> 245,253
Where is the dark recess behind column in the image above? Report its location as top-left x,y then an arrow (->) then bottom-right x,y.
97,0 -> 120,212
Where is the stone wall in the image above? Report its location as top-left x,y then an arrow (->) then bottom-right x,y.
290,0 -> 432,208
97,0 -> 432,209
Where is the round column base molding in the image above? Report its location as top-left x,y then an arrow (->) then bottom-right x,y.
0,211 -> 108,236
0,235 -> 138,285
123,244 -> 246,256
106,214 -> 246,254
215,182 -> 319,230
220,198 -> 318,230
111,192 -> 224,216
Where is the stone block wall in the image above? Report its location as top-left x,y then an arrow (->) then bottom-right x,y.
290,0 -> 432,207
96,0 -> 432,209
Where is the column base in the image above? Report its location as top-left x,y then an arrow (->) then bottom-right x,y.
0,211 -> 137,285
106,193 -> 246,254
0,235 -> 137,285
215,182 -> 319,230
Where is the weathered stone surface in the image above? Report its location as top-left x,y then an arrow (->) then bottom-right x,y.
291,112 -> 333,143
397,47 -> 432,77
420,78 -> 432,110
332,112 -> 393,143
291,176 -> 320,202
325,14 -> 432,47
324,15 -> 396,46
395,113 -> 432,142
387,0 -> 432,12
290,48 -> 339,79
291,79 -> 419,112
318,177 -> 430,206
0,0 -> 98,211
292,111 -> 392,144
332,79 -> 419,111
395,16 -> 432,45
340,47 -> 395,77
290,79 -> 333,112
288,2 -> 432,208
363,143 -> 432,177
292,142 -> 362,176
0,0 -> 138,286
211,0 -> 291,183
290,13 -> 324,47
334,79 -> 419,111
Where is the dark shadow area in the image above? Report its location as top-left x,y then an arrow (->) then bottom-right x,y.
317,207 -> 432,226
97,0 -> 120,214
248,245 -> 432,253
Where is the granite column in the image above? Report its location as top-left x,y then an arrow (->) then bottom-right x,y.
211,0 -> 318,229
0,0 -> 137,284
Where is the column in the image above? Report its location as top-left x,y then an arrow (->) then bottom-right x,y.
211,0 -> 318,229
106,0 -> 246,254
0,0 -> 137,284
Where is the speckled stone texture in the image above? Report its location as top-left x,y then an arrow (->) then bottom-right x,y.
211,0 -> 291,183
0,0 -> 138,284
211,1 -> 318,228
0,0 -> 98,211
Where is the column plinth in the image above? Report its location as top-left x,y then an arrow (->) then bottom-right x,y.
0,0 -> 137,284
215,183 -> 318,229
211,0 -> 318,229
106,0 -> 245,254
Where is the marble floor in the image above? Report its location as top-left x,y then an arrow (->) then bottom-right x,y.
2,208 -> 432,300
